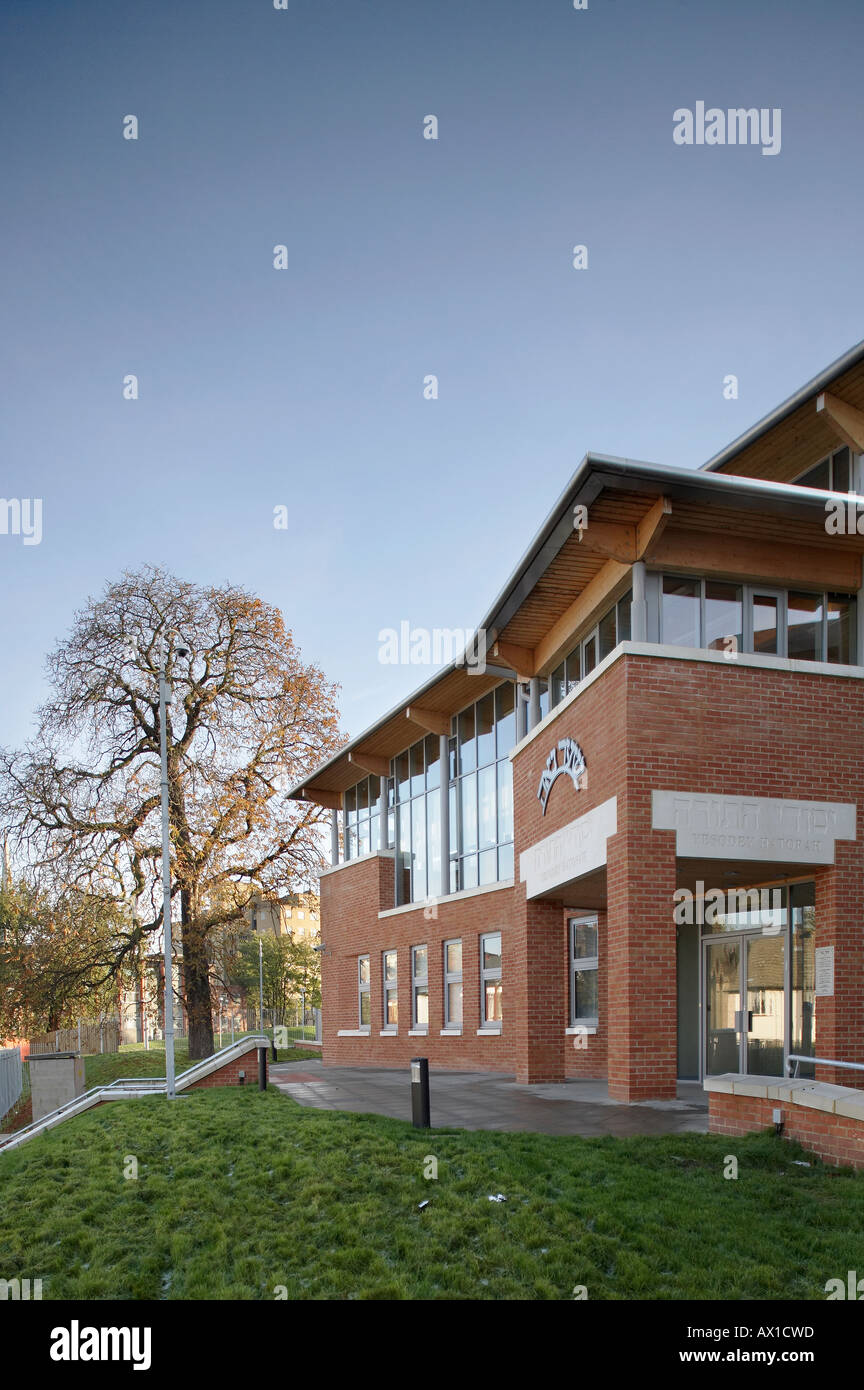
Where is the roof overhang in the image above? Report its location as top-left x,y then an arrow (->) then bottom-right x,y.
289,453 -> 864,804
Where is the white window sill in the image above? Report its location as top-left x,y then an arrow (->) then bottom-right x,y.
408,1029 -> 428,1037
379,1029 -> 398,1037
337,1029 -> 370,1037
440,1028 -> 462,1036
565,1025 -> 598,1035
476,1028 -> 502,1036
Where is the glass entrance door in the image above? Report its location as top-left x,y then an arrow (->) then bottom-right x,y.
744,932 -> 785,1076
703,932 -> 786,1077
705,939 -> 741,1075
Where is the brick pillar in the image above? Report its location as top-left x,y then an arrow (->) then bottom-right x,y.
511,892 -> 568,1084
606,825 -> 678,1101
814,844 -> 864,1089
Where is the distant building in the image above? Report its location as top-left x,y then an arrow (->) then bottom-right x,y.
243,891 -> 320,942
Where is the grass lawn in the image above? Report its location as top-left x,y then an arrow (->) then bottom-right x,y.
0,1086 -> 859,1300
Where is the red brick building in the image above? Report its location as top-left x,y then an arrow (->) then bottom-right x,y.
289,343 -> 864,1101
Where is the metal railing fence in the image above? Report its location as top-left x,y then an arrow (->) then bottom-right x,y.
0,1047 -> 23,1120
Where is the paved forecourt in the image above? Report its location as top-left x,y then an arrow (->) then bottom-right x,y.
269,1059 -> 708,1137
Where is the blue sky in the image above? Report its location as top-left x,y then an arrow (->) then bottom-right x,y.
2,0 -> 863,750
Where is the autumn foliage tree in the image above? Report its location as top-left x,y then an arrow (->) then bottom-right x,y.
0,566 -> 343,1057
0,879 -> 128,1037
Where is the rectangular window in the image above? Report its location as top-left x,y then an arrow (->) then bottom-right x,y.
752,592 -> 780,655
358,955 -> 371,1029
570,916 -> 599,1027
617,590 -> 632,642
598,607 -> 617,662
481,932 -> 502,1028
411,945 -> 428,1029
495,683 -> 516,756
704,581 -> 742,653
826,595 -> 852,665
787,591 -> 823,662
551,662 -> 566,708
382,950 -> 398,1029
444,940 -> 463,1027
662,576 -> 700,647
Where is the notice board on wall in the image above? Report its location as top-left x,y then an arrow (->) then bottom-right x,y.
814,946 -> 835,998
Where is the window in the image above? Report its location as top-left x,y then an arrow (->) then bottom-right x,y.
551,591 -> 632,711
787,591 -> 822,662
344,775 -> 382,861
659,577 -> 853,665
570,917 -> 599,1027
411,945 -> 428,1029
480,932 -> 502,1028
794,446 -> 851,493
704,581 -> 743,653
448,689 -> 515,895
382,950 -> 398,1029
662,576 -> 700,647
358,955 -> 371,1029
444,939 -> 463,1027
394,736 -> 440,904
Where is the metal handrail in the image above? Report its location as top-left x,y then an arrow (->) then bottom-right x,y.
787,1053 -> 864,1078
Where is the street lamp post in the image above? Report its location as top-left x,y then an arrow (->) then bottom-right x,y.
158,644 -> 183,1102
258,935 -> 265,1036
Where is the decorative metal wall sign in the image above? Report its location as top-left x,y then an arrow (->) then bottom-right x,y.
537,738 -> 587,814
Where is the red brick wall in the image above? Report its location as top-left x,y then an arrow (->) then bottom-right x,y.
319,652 -> 864,1096
186,1049 -> 266,1089
320,851 -> 516,1071
709,1091 -> 864,1170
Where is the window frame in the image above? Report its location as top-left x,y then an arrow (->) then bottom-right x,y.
480,931 -> 503,1031
444,938 -> 463,1029
570,915 -> 599,1029
658,576 -> 855,666
382,949 -> 398,1032
358,955 -> 371,1031
793,445 -> 852,493
411,944 -> 429,1031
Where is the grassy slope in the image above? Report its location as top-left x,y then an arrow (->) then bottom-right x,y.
1,1042 -> 320,1132
0,1087 -> 859,1300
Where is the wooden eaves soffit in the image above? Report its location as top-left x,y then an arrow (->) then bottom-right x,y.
491,496 -> 672,677
817,391 -> 864,455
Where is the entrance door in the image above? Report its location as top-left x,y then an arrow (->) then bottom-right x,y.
703,932 -> 786,1077
705,939 -> 741,1076
744,932 -> 785,1076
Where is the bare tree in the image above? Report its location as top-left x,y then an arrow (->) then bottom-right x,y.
0,566 -> 343,1056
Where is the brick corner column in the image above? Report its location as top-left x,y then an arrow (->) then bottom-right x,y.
814,846 -> 864,1089
511,891 -> 568,1084
606,825 -> 678,1102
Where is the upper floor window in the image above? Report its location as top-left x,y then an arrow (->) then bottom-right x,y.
344,774 -> 381,861
661,577 -> 743,653
661,577 -> 854,665
794,446 -> 851,493
550,590 -> 632,710
448,686 -> 515,895
394,734 -> 441,905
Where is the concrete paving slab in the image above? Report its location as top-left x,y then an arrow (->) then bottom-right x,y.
269,1060 -> 709,1137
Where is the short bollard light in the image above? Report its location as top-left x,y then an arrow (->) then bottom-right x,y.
411,1057 -> 430,1129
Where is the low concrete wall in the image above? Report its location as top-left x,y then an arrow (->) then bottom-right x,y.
705,1074 -> 864,1170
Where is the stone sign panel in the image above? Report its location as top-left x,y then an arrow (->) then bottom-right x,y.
520,797 -> 617,899
651,791 -> 856,865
